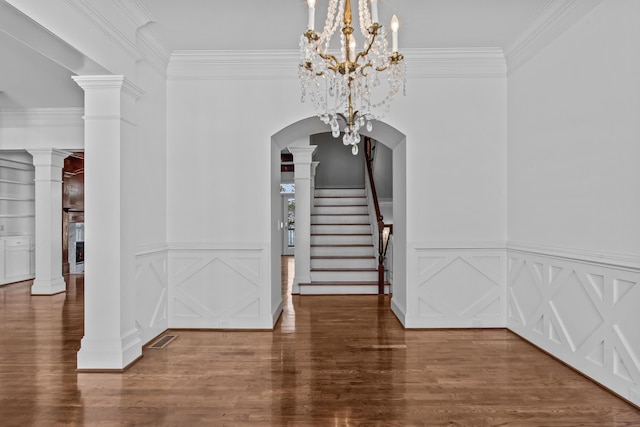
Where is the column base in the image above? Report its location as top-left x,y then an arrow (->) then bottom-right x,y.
77,329 -> 142,370
31,276 -> 66,295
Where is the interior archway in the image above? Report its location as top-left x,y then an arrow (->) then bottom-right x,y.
270,117 -> 407,323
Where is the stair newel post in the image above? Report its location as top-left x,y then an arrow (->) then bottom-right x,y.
377,218 -> 385,294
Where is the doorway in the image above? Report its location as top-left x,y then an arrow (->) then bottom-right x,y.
270,117 -> 407,322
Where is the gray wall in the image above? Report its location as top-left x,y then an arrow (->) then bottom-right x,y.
311,133 -> 365,189
371,141 -> 393,200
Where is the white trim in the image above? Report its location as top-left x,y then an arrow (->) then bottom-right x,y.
505,0 -> 603,74
167,48 -> 507,81
507,241 -> 640,271
135,243 -> 168,258
405,48 -> 507,78
412,241 -> 507,250
272,300 -> 283,328
61,0 -> 143,62
168,50 -> 299,81
0,108 -> 84,128
390,298 -> 406,325
167,242 -> 267,252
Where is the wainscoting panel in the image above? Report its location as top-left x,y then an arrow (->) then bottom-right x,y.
507,246 -> 640,406
168,244 -> 272,329
135,247 -> 169,345
406,245 -> 507,328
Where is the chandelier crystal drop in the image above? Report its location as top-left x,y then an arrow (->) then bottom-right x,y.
299,0 -> 406,155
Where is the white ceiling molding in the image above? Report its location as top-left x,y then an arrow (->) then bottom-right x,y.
61,0 -> 144,62
167,50 -> 301,81
405,48 -> 506,79
0,107 -> 84,128
112,0 -> 171,76
0,1 -> 107,76
505,0 -> 603,74
112,0 -> 155,30
167,48 -> 507,81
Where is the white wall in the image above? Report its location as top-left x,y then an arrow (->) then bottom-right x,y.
167,67 -> 306,329
507,0 -> 640,406
133,56 -> 169,345
401,74 -> 508,328
166,49 -> 508,329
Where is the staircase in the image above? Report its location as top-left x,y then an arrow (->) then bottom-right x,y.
299,188 -> 388,295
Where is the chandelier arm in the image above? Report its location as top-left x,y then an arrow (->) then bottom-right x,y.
319,52 -> 340,69
360,63 -> 373,77
354,24 -> 380,66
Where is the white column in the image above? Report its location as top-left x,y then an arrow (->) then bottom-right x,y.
289,146 -> 317,294
72,75 -> 144,371
28,149 -> 69,295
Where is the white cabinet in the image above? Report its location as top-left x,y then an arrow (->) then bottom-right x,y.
0,236 -> 35,285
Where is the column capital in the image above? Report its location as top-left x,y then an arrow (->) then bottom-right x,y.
288,145 -> 317,165
27,148 -> 71,169
72,75 -> 144,100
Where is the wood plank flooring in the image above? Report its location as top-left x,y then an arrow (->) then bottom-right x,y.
0,261 -> 639,426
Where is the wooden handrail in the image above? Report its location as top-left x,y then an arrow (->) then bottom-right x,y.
364,137 -> 386,294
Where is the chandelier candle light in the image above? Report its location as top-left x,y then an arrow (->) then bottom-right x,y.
299,0 -> 406,155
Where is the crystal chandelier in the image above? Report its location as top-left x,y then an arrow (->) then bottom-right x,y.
299,0 -> 406,155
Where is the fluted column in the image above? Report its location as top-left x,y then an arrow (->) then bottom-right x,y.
28,149 -> 70,295
72,75 -> 144,371
289,145 -> 317,294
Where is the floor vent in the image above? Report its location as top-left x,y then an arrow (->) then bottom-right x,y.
149,335 -> 177,349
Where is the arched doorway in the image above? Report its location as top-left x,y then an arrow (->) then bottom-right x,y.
270,118 -> 407,322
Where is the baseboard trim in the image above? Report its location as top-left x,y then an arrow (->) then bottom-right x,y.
76,354 -> 144,373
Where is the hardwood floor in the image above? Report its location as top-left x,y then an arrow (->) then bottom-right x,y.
0,263 -> 639,426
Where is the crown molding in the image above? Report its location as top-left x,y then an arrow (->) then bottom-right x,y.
505,0 -> 603,74
405,48 -> 506,78
167,48 -> 507,81
112,0 -> 171,76
136,25 -> 171,77
61,0 -> 143,62
167,50 -> 300,81
112,0 -> 155,30
0,107 -> 84,128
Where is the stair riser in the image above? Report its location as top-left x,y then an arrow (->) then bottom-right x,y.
311,258 -> 377,269
311,224 -> 371,234
315,189 -> 365,197
299,284 -> 389,295
311,235 -> 372,245
311,271 -> 379,282
315,197 -> 367,206
311,246 -> 373,256
311,215 -> 369,224
313,205 -> 368,215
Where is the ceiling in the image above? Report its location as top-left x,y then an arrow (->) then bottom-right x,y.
139,0 -> 548,51
0,0 -> 548,110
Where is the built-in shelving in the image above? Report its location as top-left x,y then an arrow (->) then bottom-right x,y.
0,153 -> 35,284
